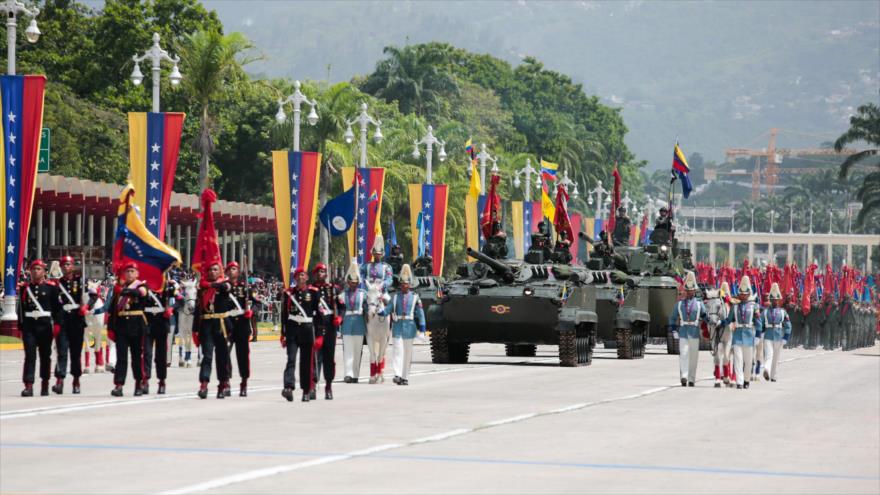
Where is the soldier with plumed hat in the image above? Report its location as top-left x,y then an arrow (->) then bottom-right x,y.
19,260 -> 63,397
382,264 -> 426,386
722,275 -> 764,389
761,282 -> 792,382
338,260 -> 368,383
361,235 -> 393,292
674,271 -> 709,387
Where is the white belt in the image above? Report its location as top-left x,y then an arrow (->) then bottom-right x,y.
394,316 -> 414,321
25,311 -> 51,318
63,303 -> 79,311
736,324 -> 753,329
228,309 -> 244,317
345,310 -> 363,316
288,315 -> 311,324
681,320 -> 698,326
767,324 -> 782,329
144,307 -> 163,314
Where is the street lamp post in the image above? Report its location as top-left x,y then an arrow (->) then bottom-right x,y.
411,125 -> 446,184
130,33 -> 182,113
770,209 -> 776,233
476,143 -> 497,192
750,208 -> 755,233
558,170 -> 579,199
828,210 -> 833,234
2,0 -> 40,75
712,201 -> 716,232
789,207 -> 794,233
513,158 -> 538,201
344,103 -> 382,168
587,181 -> 608,219
809,207 -> 813,234
275,80 -> 318,151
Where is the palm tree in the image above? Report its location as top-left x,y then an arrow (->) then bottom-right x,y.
834,101 -> 880,226
178,29 -> 257,192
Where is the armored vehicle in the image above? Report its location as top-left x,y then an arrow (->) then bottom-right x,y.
428,247 -> 598,367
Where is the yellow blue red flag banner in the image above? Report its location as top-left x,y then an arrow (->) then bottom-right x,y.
273,151 -> 321,287
511,200 -> 542,259
341,167 -> 384,265
541,184 -> 556,222
540,159 -> 558,181
408,183 -> 448,275
1,75 -> 45,298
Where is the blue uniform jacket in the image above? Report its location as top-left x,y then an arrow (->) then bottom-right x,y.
761,307 -> 791,342
361,262 -> 394,292
674,297 -> 708,340
381,291 -> 426,339
722,300 -> 764,346
338,288 -> 368,336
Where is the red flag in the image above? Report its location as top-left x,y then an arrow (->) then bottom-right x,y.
802,264 -> 815,315
823,264 -> 834,302
480,174 -> 502,240
608,164 -> 621,236
191,189 -> 222,279
553,183 -> 574,242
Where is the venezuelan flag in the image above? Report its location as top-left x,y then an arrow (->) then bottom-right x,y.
112,184 -> 182,291
408,183 -> 448,275
511,200 -> 542,259
273,151 -> 321,287
465,194 -> 510,254
1,75 -> 45,299
540,159 -> 559,181
672,143 -> 693,198
128,112 -> 185,241
341,167 -> 384,265
569,213 -> 582,263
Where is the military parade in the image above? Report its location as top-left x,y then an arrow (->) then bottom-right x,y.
1,1 -> 879,493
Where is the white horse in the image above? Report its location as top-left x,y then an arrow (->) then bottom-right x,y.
176,279 -> 198,367
364,281 -> 391,384
705,291 -> 733,388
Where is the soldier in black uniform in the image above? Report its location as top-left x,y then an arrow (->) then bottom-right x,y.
142,274 -> 176,395
109,261 -> 149,397
482,221 -> 508,259
311,263 -> 341,400
383,245 -> 404,276
281,267 -> 319,402
19,260 -> 63,397
226,261 -> 253,397
552,230 -> 573,265
194,262 -> 233,399
53,255 -> 88,394
612,206 -> 632,247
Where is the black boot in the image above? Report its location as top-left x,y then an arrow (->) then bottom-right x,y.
40,380 -> 49,396
51,378 -> 64,395
141,380 -> 149,395
197,381 -> 208,399
134,385 -> 143,396
744,381 -> 750,389
302,391 -> 310,402
325,385 -> 333,400
111,385 -> 124,397
680,378 -> 687,387
393,376 -> 401,385
344,376 -> 352,384
687,382 -> 695,387
216,385 -> 225,399
223,383 -> 231,397
157,380 -> 166,395
240,380 -> 247,397
21,383 -> 33,397
309,387 -> 317,400
281,387 -> 293,402
72,377 -> 81,394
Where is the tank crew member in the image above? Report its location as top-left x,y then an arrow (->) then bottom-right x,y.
19,260 -> 62,397
362,235 -> 394,292
552,230 -> 573,265
226,261 -> 254,397
383,265 -> 426,386
53,256 -> 88,395
142,274 -> 176,395
383,244 -> 405,276
675,272 -> 708,387
312,263 -> 341,400
762,283 -> 791,382
612,206 -> 632,247
193,262 -> 233,400
339,261 -> 368,383
649,206 -> 675,245
530,221 -> 553,262
281,267 -> 319,402
413,254 -> 434,277
482,221 -> 508,259
109,262 -> 149,397
723,276 -> 764,390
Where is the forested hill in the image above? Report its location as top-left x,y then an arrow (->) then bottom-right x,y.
207,0 -> 880,167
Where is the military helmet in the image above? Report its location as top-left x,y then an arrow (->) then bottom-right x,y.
683,271 -> 698,291
739,275 -> 752,295
399,264 -> 413,285
346,259 -> 361,283
371,234 -> 385,255
769,282 -> 782,300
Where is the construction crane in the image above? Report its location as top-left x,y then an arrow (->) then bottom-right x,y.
724,128 -> 861,199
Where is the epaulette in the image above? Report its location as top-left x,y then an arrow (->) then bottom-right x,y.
44,279 -> 58,287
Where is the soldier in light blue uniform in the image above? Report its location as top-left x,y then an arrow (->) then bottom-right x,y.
339,260 -> 368,384
675,272 -> 708,387
722,275 -> 764,389
382,265 -> 426,386
761,283 -> 792,382
361,235 -> 394,292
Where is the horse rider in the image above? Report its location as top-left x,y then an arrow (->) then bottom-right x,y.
193,262 -> 233,400
142,274 -> 176,395
675,272 -> 708,387
52,255 -> 89,395
339,261 -> 368,384
361,235 -> 394,292
762,283 -> 792,382
312,263 -> 342,400
383,264 -> 426,386
108,262 -> 149,397
722,275 -> 764,390
19,260 -> 63,397
281,267 -> 320,403
226,261 -> 254,397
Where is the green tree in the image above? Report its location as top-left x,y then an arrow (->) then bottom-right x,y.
834,101 -> 880,227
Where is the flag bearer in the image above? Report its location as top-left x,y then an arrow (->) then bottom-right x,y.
384,265 -> 426,386
226,261 -> 254,397
109,262 -> 149,397
194,262 -> 233,399
675,272 -> 708,387
281,268 -> 319,402
312,263 -> 341,400
19,260 -> 63,397
339,261 -> 367,384
762,283 -> 792,382
723,276 -> 764,390
53,256 -> 88,395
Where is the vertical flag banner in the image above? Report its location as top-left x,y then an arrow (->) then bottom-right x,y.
128,112 -> 185,241
512,200 -> 543,259
672,143 -> 693,199
273,151 -> 321,287
190,188 -> 222,278
569,213 -> 582,263
113,184 -> 181,291
1,75 -> 45,300
341,167 -> 384,265
541,183 -> 556,222
408,183 -> 449,275
465,195 -> 479,252
583,218 -> 596,243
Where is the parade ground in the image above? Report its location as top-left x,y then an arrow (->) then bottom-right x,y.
0,342 -> 877,494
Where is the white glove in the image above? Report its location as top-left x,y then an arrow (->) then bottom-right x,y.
382,294 -> 391,304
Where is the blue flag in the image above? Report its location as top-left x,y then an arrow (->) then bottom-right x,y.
387,217 -> 398,254
416,212 -> 426,257
319,185 -> 356,236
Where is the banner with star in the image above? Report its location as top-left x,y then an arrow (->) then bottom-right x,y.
1,75 -> 46,300
341,167 -> 385,265
128,112 -> 185,241
511,200 -> 542,259
408,183 -> 448,276
466,194 -> 510,254
273,151 -> 321,287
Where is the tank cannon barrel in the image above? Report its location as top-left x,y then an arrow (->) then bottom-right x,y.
578,232 -> 595,244
466,247 -> 514,282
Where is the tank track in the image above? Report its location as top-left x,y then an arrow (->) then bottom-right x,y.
505,344 -> 538,357
560,328 -> 593,367
430,327 -> 450,364
615,329 -> 646,359
666,326 -> 680,355
448,342 -> 470,363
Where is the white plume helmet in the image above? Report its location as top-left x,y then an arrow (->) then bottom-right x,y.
371,234 -> 385,255
683,271 -> 698,291
769,282 -> 782,300
345,259 -> 361,283
48,260 -> 63,279
399,264 -> 413,285
719,281 -> 731,297
739,275 -> 752,294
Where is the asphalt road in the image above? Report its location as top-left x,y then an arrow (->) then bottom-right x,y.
1,340 -> 878,494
